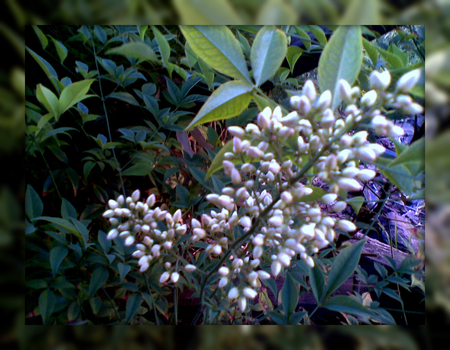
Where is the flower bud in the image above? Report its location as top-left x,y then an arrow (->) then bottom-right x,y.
193,228 -> 206,239
107,228 -> 119,240
356,147 -> 377,162
124,235 -> 135,246
223,160 -> 235,176
278,252 -> 291,267
146,194 -> 155,207
356,169 -> 376,181
140,262 -> 150,273
297,95 -> 312,115
338,79 -> 352,102
228,287 -> 239,299
185,264 -> 196,272
322,193 -> 337,204
281,191 -> 293,204
280,111 -> 300,127
253,245 -> 263,259
316,90 -> 332,111
361,90 -> 377,107
228,126 -> 245,138
239,216 -> 252,228
301,223 -> 316,238
396,69 -> 421,93
108,199 -> 119,209
337,219 -> 357,232
305,256 -> 315,268
103,209 -> 115,218
370,70 -> 391,90
338,177 -> 362,192
303,80 -> 317,101
160,271 -> 170,283
388,125 -> 405,137
171,272 -> 180,283
212,245 -> 222,256
243,287 -> 258,299
271,260 -> 282,277
117,195 -> 124,205
268,216 -> 283,227
131,189 -> 140,202
218,277 -> 228,288
238,296 -> 247,311
268,161 -> 281,175
257,107 -> 272,129
231,168 -> 241,185
247,146 -> 264,159
321,108 -> 335,128
333,201 -> 347,212
218,266 -> 230,276
272,106 -> 282,121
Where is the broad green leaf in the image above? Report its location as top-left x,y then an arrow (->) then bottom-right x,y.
310,259 -> 326,304
173,0 -> 241,25
118,262 -> 131,282
107,92 -> 140,106
347,196 -> 365,215
281,272 -> 299,317
185,80 -> 253,130
61,198 -> 77,220
50,245 -> 68,278
286,46 -> 303,73
293,26 -> 311,51
308,25 -> 328,46
70,218 -> 90,247
267,311 -> 287,325
121,162 -> 153,176
58,79 -> 96,117
318,26 -> 363,109
325,239 -> 366,299
179,26 -> 251,83
390,138 -> 424,167
106,42 -> 159,62
138,25 -> 148,41
389,44 -> 408,67
125,293 -> 143,324
252,93 -> 282,112
32,25 -> 48,49
251,26 -> 288,86
255,0 -> 297,25
98,230 -> 111,254
50,37 -> 68,64
89,267 -> 109,298
363,38 -> 378,67
33,216 -> 84,242
377,48 -> 404,69
26,47 -> 59,90
27,279 -> 48,289
176,185 -> 189,204
374,157 -> 414,195
39,289 -> 56,325
36,84 -> 59,118
206,141 -> 233,178
94,25 -> 107,44
322,295 -> 376,318
152,26 -> 172,76
25,184 -> 43,220
288,311 -> 307,325
301,186 -> 328,203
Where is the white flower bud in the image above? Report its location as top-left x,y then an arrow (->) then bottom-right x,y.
212,245 -> 222,256
193,228 -> 206,239
301,223 -> 316,238
322,193 -> 337,204
337,219 -> 357,232
253,234 -> 265,247
370,70 -> 391,90
117,195 -> 124,205
253,245 -> 263,259
132,250 -> 145,258
356,169 -> 376,181
305,256 -> 315,268
278,252 -> 291,267
333,201 -> 347,212
239,216 -> 252,228
108,200 -> 119,209
159,272 -> 170,283
322,217 -> 335,228
321,108 -> 335,128
337,149 -> 352,164
342,166 -> 360,178
297,95 -> 312,115
403,103 -> 424,115
136,243 -> 146,252
356,147 -> 377,162
257,107 -> 272,129
281,191 -> 293,204
361,90 -> 377,107
163,241 -> 173,250
228,126 -> 245,138
243,287 -> 258,299
272,106 -> 282,121
103,209 -> 115,218
218,266 -> 230,276
143,236 -> 153,246
173,209 -> 182,223
140,262 -> 150,273
238,296 -> 247,311
257,270 -> 271,280
280,111 -> 300,127
271,260 -> 282,277
396,69 -> 421,93
338,79 -> 352,102
131,189 -> 140,202
191,218 -> 202,229
184,264 -> 196,272
223,160 -> 235,176
303,80 -> 317,101
352,131 -> 368,145
171,272 -> 180,283
368,143 -> 385,156
228,287 -> 239,299
231,168 -> 241,185
338,178 -> 362,192
124,235 -> 135,246
218,277 -> 228,288
268,216 -> 283,227
388,125 -> 405,137
316,90 -> 332,111
107,228 -> 119,240
247,146 -> 264,159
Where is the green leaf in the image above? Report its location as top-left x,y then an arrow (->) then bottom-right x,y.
185,80 -> 253,130
179,25 -> 251,83
26,47 -> 59,90
267,311 -> 287,325
281,272 -> 299,317
325,239 -> 366,299
61,198 -> 77,220
322,295 -> 375,318
58,79 -> 96,117
339,0 -> 381,25
255,0 -> 297,25
138,25 -> 148,41
377,48 -> 404,69
318,26 -> 363,109
107,92 -> 139,106
173,0 -> 241,26
374,157 -> 414,195
125,293 -> 143,324
288,311 -> 307,325
94,25 -> 107,44
89,268 -> 109,298
121,162 -> 153,176
308,25 -> 328,46
252,93 -> 281,112
363,38 -> 378,67
176,185 -> 189,204
70,218 -> 90,248
152,26 -> 172,76
36,84 -> 59,118
50,245 -> 68,278
98,230 -> 111,254
347,196 -> 365,215
67,301 -> 81,322
118,262 -> 131,282
25,184 -> 43,220
286,46 -> 303,73
39,289 -> 56,325
390,138 -> 424,167
106,42 -> 159,62
310,260 -> 326,304
251,25 -> 288,86
50,37 -> 68,64
293,26 -> 311,51
33,216 -> 85,243
206,141 -> 233,178
32,25 -> 48,49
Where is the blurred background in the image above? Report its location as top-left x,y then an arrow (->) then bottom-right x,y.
3,0 -> 450,348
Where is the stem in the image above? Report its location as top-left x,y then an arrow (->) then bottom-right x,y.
144,273 -> 160,325
89,26 -> 126,197
101,287 -> 121,322
363,186 -> 392,238
174,287 -> 178,325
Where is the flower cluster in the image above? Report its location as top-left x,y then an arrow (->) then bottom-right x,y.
102,190 -> 194,281
190,69 -> 422,309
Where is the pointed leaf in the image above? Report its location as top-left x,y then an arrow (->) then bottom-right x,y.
125,293 -> 143,324
50,245 -> 68,278
118,262 -> 131,282
281,272 -> 299,317
58,79 -> 96,116
50,37 -> 68,64
323,295 -> 376,318
26,47 -> 59,90
310,260 -> 326,304
36,84 -> 59,117
39,289 -> 56,325
173,0 -> 242,25
107,92 -> 139,106
363,38 -> 378,67
185,80 -> 253,130
152,26 -> 172,75
179,25 -> 251,83
318,26 -> 363,109
89,267 -> 109,298
61,198 -> 77,220
251,25 -> 288,86
25,184 -> 43,220
98,230 -> 111,254
32,25 -> 48,49
293,26 -> 311,51
325,239 -> 366,298
106,42 -> 159,62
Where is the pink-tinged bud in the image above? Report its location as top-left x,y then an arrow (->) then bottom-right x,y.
268,216 -> 283,227
147,194 -> 155,207
140,262 -> 150,273
337,219 -> 357,232
206,194 -> 220,205
301,223 -> 316,238
228,287 -> 239,299
278,252 -> 291,267
370,70 -> 391,90
321,108 -> 335,128
109,218 -> 119,225
322,193 -> 337,204
131,189 -> 140,202
303,80 -> 317,101
223,160 -> 235,175
218,277 -> 228,288
171,272 -> 180,283
218,266 -> 229,276
193,228 -> 206,239
290,95 -> 302,111
268,161 -> 281,175
228,126 -> 245,138
246,146 -> 264,159
333,201 -> 347,212
356,147 -> 377,162
253,245 -> 263,259
316,90 -> 332,111
257,270 -> 271,280
357,169 -> 377,182
173,210 -> 182,224
338,79 -> 352,102
222,187 -> 235,196
272,106 -> 283,121
280,111 -> 299,127
103,209 -> 115,218
233,136 -> 242,153
231,168 -> 241,185
322,217 -> 336,228
257,107 -> 272,129
139,255 -> 149,266
136,243 -> 146,251
338,177 -> 363,192
107,228 -> 119,240
163,241 -> 172,250
124,235 -> 135,246
396,69 -> 421,93
361,90 -> 377,107
297,95 -> 312,115
281,191 -> 293,204
185,264 -> 196,272
243,287 -> 258,299
238,296 -> 247,311
246,123 -> 261,136
239,216 -> 252,228
236,187 -> 249,199
271,260 -> 282,277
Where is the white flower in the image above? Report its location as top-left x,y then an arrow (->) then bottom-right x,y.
356,147 -> 377,162
357,169 -> 376,181
322,193 -> 337,204
396,69 -> 421,92
278,252 -> 291,267
239,216 -> 252,228
231,168 -> 241,185
238,296 -> 247,311
212,245 -> 222,256
268,216 -> 283,227
193,228 -> 206,239
107,228 -> 119,240
191,218 -> 202,229
316,90 -> 332,111
103,209 -> 115,218
332,201 -> 347,212
140,262 -> 150,273
281,191 -> 293,204
218,266 -> 230,276
228,126 -> 245,138
369,70 -> 391,90
108,199 -> 119,209
271,260 -> 282,277
253,245 -> 263,259
124,235 -> 135,246
303,80 -> 317,101
147,194 -> 155,207
300,223 -> 316,238
257,107 -> 271,129
218,277 -> 228,288
257,270 -> 271,280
